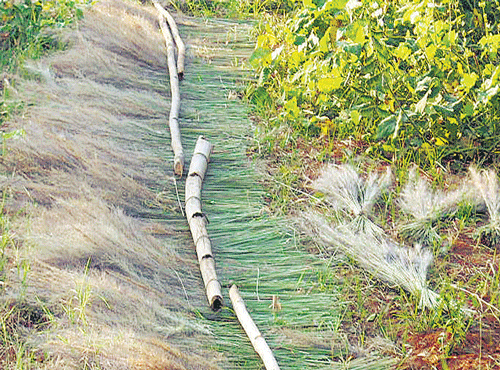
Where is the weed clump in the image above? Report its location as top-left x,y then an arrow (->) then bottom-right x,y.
0,0 -> 92,71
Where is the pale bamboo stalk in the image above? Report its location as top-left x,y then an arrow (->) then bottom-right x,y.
157,12 -> 184,176
229,285 -> 280,370
185,136 -> 223,311
152,0 -> 186,78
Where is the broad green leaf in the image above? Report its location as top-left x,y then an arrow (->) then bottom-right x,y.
319,29 -> 331,53
394,44 -> 412,61
484,63 -> 495,77
371,36 -> 390,61
289,51 -> 303,68
425,44 -> 437,60
318,77 -> 343,92
377,109 -> 404,140
346,22 -> 365,44
249,47 -> 271,68
376,114 -> 397,140
354,24 -> 365,44
415,90 -> 429,114
443,29 -> 457,46
339,42 -> 363,57
303,0 -> 315,9
461,102 -> 474,118
321,0 -> 348,12
351,110 -> 361,125
285,96 -> 301,117
460,72 -> 479,93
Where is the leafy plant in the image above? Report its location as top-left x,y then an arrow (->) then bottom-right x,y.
0,0 -> 93,70
248,0 -> 500,170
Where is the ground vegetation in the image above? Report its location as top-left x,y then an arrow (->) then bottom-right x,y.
240,0 -> 500,368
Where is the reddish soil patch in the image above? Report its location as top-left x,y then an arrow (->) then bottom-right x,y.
401,327 -> 500,370
400,235 -> 500,370
447,235 -> 498,274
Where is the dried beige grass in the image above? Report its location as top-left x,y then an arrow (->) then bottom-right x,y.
0,1 -> 222,368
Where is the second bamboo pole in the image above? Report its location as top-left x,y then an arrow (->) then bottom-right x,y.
185,136 -> 223,311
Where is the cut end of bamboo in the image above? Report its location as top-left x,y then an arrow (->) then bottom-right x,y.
210,295 -> 223,312
174,156 -> 184,177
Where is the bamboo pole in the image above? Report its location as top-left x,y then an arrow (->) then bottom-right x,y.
156,10 -> 184,176
185,136 -> 223,311
152,0 -> 186,79
229,285 -> 280,370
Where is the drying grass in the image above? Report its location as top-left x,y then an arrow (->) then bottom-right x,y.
146,15 -> 399,367
173,27 -> 398,365
0,1 -> 391,368
302,212 -> 437,309
397,167 -> 466,247
0,1 -> 226,368
469,167 -> 500,248
312,163 -> 391,236
9,0 -> 497,368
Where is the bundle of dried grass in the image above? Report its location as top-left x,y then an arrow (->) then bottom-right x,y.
312,163 -> 391,237
398,168 -> 465,246
303,212 -> 438,308
469,167 -> 500,247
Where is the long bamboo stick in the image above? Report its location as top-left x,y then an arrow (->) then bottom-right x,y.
156,11 -> 184,176
152,0 -> 186,79
229,285 -> 280,370
185,136 -> 223,311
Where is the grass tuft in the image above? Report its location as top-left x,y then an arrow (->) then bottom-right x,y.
312,163 -> 391,237
302,212 -> 438,309
397,167 -> 465,247
469,167 -> 500,248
